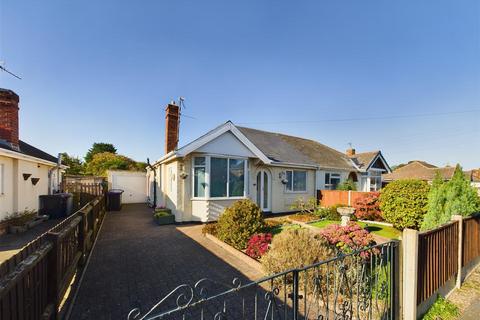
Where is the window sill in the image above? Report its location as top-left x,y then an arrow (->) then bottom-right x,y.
191,196 -> 247,201
284,190 -> 308,194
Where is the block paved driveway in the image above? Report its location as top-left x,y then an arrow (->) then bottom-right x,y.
68,204 -> 270,320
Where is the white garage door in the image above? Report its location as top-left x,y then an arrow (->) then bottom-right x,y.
111,173 -> 147,204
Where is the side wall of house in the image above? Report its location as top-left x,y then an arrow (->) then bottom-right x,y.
0,156 -> 51,220
0,155 -> 14,220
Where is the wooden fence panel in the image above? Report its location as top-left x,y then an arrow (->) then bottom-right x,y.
316,190 -> 372,207
462,215 -> 480,267
417,221 -> 459,305
0,195 -> 106,320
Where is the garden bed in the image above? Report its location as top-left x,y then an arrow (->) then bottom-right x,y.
153,208 -> 175,225
308,219 -> 401,239
204,233 -> 263,273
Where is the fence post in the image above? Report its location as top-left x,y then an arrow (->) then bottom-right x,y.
451,215 -> 463,288
402,228 -> 419,320
292,269 -> 299,320
45,232 -> 61,320
348,190 -> 351,206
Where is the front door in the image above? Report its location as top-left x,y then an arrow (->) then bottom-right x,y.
256,170 -> 271,211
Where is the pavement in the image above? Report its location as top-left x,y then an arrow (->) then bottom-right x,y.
68,204 -> 267,320
0,218 -> 63,263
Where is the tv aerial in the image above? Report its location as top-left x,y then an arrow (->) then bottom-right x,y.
0,61 -> 22,79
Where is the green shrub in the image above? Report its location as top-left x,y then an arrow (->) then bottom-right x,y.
201,222 -> 218,236
316,204 -> 343,221
153,211 -> 171,218
380,179 -> 430,230
336,179 -> 357,191
216,199 -> 265,249
421,296 -> 459,320
5,210 -> 37,226
422,165 -> 480,231
261,228 -> 333,275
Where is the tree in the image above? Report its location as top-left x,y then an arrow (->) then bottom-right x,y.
421,171 -> 446,231
84,143 -> 117,163
84,152 -> 138,176
442,165 -> 480,219
60,152 -> 84,175
421,165 -> 480,231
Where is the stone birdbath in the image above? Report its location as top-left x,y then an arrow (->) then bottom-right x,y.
337,207 -> 355,226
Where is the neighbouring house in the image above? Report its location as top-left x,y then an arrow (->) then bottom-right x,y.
0,88 -> 65,221
146,102 -> 391,222
382,160 -> 480,188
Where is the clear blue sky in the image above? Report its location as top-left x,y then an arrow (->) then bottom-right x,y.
1,0 -> 479,169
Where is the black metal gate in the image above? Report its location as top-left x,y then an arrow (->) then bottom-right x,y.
128,241 -> 399,320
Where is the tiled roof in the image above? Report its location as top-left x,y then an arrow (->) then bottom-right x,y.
349,151 -> 379,170
238,126 -> 360,170
0,140 -> 58,164
383,161 -> 472,181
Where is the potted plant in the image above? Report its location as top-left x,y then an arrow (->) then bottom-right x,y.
153,206 -> 175,225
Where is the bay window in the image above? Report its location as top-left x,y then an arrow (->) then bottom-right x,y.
192,156 -> 247,198
193,157 -> 206,197
286,170 -> 307,192
325,173 -> 341,190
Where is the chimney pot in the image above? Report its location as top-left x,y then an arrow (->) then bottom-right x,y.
0,88 -> 20,151
165,102 -> 180,154
346,148 -> 355,156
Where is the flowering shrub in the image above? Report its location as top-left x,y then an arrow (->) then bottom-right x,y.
320,222 -> 376,256
245,233 -> 272,259
353,192 -> 382,221
216,199 -> 265,250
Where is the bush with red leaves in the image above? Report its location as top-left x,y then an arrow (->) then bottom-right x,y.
353,192 -> 383,221
245,233 -> 272,259
320,222 -> 377,258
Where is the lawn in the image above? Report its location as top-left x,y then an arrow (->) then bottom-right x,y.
267,223 -> 301,236
309,220 -> 401,240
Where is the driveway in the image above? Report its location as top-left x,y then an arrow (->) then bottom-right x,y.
68,204 -> 263,320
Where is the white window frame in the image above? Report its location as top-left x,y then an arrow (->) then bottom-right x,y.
325,172 -> 341,190
285,170 -> 308,193
368,170 -> 382,191
191,155 -> 248,200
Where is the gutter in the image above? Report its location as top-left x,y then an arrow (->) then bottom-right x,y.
146,158 -> 157,207
0,148 -> 59,167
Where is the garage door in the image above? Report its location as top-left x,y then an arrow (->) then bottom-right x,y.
111,174 -> 147,204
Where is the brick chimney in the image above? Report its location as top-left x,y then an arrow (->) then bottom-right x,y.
165,102 -> 180,154
346,148 -> 355,156
0,89 -> 20,151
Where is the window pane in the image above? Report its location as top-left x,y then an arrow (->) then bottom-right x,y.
331,177 -> 340,189
211,157 -> 227,197
194,157 -> 205,166
229,159 -> 244,197
194,167 -> 205,197
293,171 -> 307,191
325,173 -> 330,184
286,171 -> 293,191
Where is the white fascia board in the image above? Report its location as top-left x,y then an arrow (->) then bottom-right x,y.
366,152 -> 392,173
0,148 -> 57,167
318,166 -> 356,172
175,122 -> 272,164
268,162 -> 317,170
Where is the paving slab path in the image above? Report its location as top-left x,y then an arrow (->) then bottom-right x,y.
68,204 -> 265,320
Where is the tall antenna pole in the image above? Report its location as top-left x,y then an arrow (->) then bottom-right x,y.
0,63 -> 22,80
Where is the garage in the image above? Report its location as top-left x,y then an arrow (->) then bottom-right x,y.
107,170 -> 147,204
